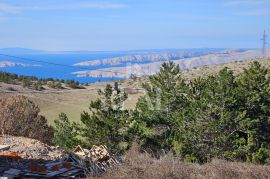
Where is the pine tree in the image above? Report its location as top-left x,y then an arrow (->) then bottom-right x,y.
53,113 -> 81,149
173,67 -> 241,162
80,84 -> 131,152
236,61 -> 270,163
132,62 -> 188,153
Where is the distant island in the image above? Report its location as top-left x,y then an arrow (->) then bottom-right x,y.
0,61 -> 41,67
72,49 -> 265,78
73,49 -> 227,67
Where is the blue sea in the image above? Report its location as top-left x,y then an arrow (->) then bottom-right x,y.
0,53 -> 128,83
0,48 -> 229,83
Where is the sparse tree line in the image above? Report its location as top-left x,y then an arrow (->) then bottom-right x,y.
54,60 -> 270,164
0,71 -> 84,90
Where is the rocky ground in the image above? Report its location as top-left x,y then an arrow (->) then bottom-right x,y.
0,135 -> 65,161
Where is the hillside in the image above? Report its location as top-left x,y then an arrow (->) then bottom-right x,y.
0,81 -> 141,124
0,60 -> 270,178
1,58 -> 270,124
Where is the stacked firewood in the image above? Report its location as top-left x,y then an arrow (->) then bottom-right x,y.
71,145 -> 123,176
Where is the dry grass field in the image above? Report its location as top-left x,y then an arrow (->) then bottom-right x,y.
0,81 -> 142,125
1,58 -> 270,125
94,144 -> 270,179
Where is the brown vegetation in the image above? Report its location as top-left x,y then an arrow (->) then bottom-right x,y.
0,95 -> 53,144
97,144 -> 270,179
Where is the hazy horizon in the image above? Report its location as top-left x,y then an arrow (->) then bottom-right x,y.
0,47 -> 259,53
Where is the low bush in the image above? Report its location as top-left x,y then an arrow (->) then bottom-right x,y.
0,95 -> 54,144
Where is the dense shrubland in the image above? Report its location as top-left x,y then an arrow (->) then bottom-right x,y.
53,60 -> 270,164
0,71 -> 82,89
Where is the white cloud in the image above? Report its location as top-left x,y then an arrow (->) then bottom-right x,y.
236,8 -> 270,16
0,2 -> 128,14
24,2 -> 128,11
0,16 -> 6,22
224,0 -> 270,7
224,0 -> 270,16
0,3 -> 20,13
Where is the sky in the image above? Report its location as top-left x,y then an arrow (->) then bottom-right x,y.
0,0 -> 269,51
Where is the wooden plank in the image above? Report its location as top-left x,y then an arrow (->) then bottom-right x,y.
24,173 -> 47,178
4,168 -> 21,175
45,161 -> 64,168
46,167 -> 76,177
3,174 -> 17,179
0,145 -> 10,151
58,169 -> 82,177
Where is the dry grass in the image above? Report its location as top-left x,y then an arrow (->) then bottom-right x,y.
182,58 -> 270,80
94,144 -> 270,179
0,82 -> 142,125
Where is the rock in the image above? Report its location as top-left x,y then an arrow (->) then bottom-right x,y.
0,135 -> 66,161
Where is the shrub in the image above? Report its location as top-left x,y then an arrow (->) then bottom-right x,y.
252,146 -> 270,164
65,80 -> 80,88
22,78 -> 32,88
0,95 -> 54,144
33,81 -> 44,91
47,81 -> 63,89
53,113 -> 81,149
54,84 -> 131,152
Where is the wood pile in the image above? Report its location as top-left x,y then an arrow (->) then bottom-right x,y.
0,136 -> 122,178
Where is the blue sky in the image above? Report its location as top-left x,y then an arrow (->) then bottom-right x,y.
0,0 -> 269,51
